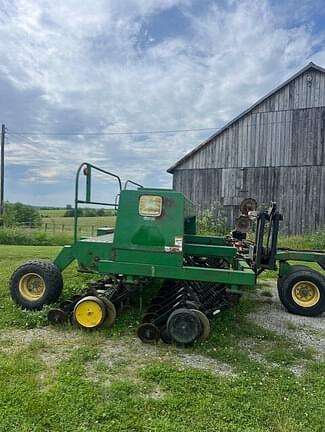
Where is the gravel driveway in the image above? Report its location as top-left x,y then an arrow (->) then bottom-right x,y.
249,279 -> 325,359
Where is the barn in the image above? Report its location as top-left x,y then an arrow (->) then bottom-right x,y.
168,62 -> 325,235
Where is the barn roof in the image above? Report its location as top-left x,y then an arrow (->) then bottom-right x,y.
167,62 -> 325,173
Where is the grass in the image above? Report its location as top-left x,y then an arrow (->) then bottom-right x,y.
0,227 -> 72,246
1,343 -> 324,432
42,215 -> 116,234
278,231 -> 325,250
40,208 -> 67,217
0,245 -> 324,431
0,215 -> 116,245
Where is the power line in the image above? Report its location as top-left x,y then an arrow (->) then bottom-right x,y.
9,133 -> 39,145
7,116 -> 323,138
7,127 -> 220,136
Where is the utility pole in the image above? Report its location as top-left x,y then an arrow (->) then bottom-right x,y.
0,124 -> 5,216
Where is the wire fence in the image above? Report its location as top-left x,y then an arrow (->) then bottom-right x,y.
42,222 -> 111,236
12,220 -> 115,237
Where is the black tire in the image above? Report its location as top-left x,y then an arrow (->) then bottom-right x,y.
277,265 -> 310,303
278,268 -> 325,316
167,308 -> 202,345
10,260 -> 63,310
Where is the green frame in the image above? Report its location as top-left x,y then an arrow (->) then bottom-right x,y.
276,249 -> 325,276
53,162 -> 256,290
53,162 -> 325,293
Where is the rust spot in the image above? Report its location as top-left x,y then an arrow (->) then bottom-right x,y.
164,197 -> 176,208
158,197 -> 176,220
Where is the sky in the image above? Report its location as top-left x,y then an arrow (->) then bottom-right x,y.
0,0 -> 325,206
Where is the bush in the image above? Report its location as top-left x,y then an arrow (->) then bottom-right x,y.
96,208 -> 105,216
197,209 -> 228,235
3,202 -> 41,228
83,208 -> 97,217
64,205 -> 83,217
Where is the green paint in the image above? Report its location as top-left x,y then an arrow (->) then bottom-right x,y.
53,163 -> 325,289
53,176 -> 256,289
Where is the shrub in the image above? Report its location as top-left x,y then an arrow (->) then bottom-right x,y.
64,205 -> 83,217
3,202 -> 41,228
197,209 -> 228,235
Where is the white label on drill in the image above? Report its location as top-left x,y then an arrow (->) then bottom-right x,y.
165,246 -> 181,253
175,236 -> 183,251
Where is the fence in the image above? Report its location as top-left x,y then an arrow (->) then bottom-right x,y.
42,223 -> 110,236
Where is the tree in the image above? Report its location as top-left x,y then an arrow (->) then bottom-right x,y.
83,208 -> 97,217
64,204 -> 83,217
96,208 -> 105,217
3,202 -> 41,227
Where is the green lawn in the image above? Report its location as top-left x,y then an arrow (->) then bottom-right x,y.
0,245 -> 324,431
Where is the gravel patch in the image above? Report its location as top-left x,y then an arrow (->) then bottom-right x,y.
90,336 -> 235,379
0,327 -> 235,380
176,352 -> 234,375
1,280 -> 323,381
249,280 -> 325,359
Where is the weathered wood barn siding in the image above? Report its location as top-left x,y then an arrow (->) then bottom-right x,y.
168,63 -> 325,234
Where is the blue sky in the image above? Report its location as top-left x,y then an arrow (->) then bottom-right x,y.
0,0 -> 325,206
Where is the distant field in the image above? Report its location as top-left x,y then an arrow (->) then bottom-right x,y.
39,208 -> 116,235
42,216 -> 116,235
40,209 -> 67,217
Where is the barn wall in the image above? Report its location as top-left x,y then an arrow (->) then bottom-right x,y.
173,166 -> 325,235
171,67 -> 325,235
252,70 -> 325,113
178,106 -> 325,170
177,69 -> 325,171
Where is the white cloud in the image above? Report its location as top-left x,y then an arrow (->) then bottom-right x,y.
0,0 -> 324,205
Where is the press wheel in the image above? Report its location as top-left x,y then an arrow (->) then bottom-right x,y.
167,308 -> 201,345
73,296 -> 106,329
99,298 -> 117,328
137,323 -> 160,344
48,308 -> 68,325
190,309 -> 210,342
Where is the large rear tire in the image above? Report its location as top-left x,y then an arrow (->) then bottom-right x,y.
10,260 -> 63,310
278,268 -> 325,316
277,265 -> 310,303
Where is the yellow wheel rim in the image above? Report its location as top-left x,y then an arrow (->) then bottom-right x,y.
292,281 -> 320,307
18,273 -> 46,301
74,297 -> 105,328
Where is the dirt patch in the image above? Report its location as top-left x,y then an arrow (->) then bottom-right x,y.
1,282 -> 323,381
238,337 -> 308,376
0,327 -> 84,363
176,352 -> 234,376
85,336 -> 235,385
0,326 -> 235,383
